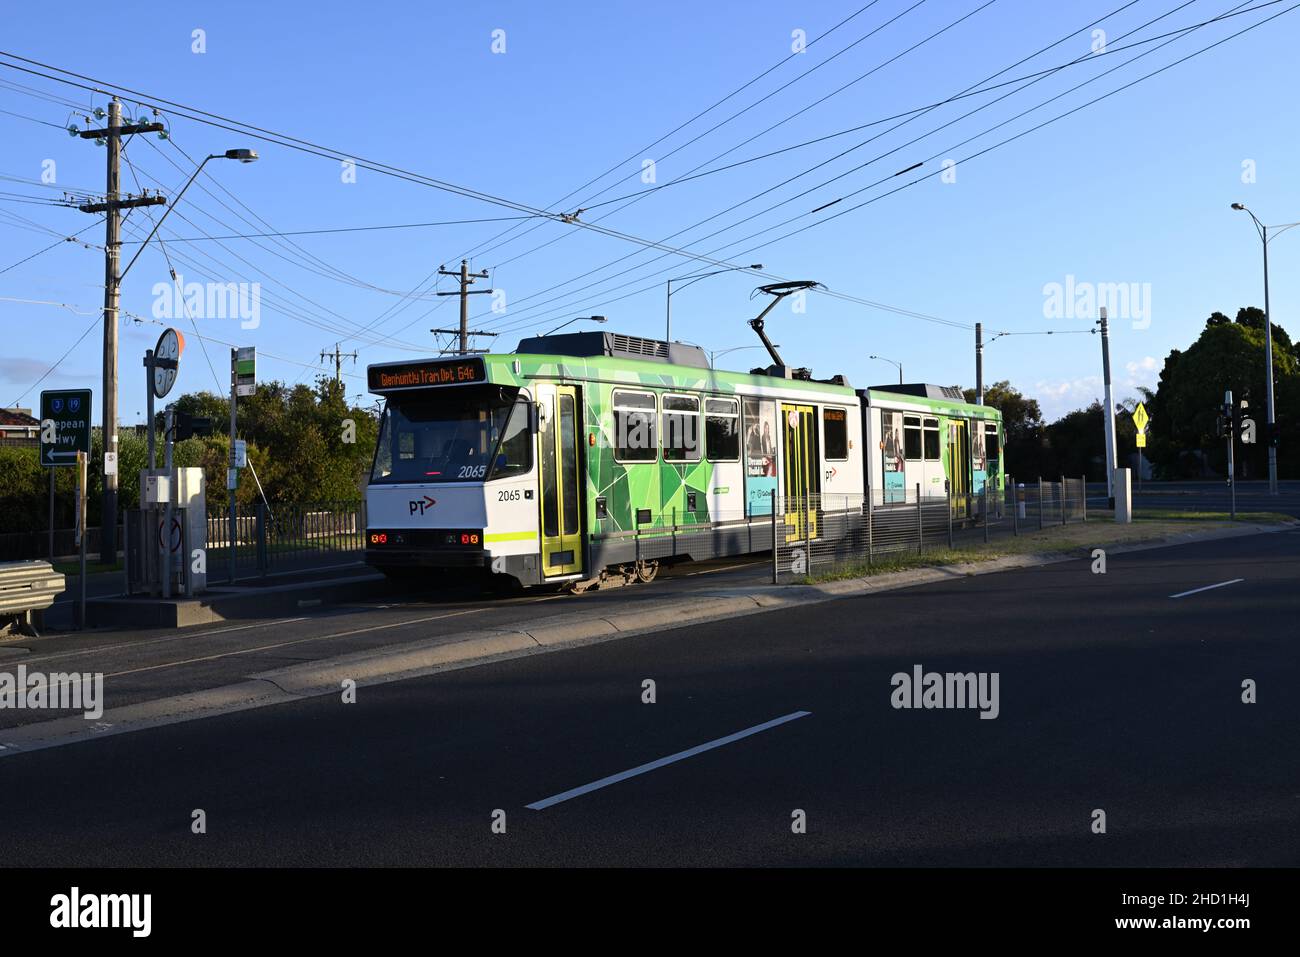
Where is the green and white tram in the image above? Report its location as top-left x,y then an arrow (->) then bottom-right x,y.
364,331 -> 1001,588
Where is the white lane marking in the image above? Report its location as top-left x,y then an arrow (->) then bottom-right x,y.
1169,578 -> 1245,599
526,710 -> 812,811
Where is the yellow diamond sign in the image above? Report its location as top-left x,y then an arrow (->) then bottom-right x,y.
1132,402 -> 1149,432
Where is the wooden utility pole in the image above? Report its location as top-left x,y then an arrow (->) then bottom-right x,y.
77,98 -> 166,563
436,259 -> 494,354
319,343 -> 358,383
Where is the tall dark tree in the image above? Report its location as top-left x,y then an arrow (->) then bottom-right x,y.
963,380 -> 1046,479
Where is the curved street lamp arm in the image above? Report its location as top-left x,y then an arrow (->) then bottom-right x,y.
120,154 -> 217,281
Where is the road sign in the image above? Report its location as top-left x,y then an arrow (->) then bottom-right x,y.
1135,433 -> 1146,448
235,347 -> 256,397
152,328 -> 184,398
39,389 -> 92,467
1132,402 -> 1149,432
233,438 -> 247,468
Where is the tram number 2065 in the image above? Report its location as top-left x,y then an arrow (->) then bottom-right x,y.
457,465 -> 487,479
497,489 -> 521,502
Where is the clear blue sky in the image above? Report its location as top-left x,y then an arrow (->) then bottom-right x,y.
2,0 -> 1297,424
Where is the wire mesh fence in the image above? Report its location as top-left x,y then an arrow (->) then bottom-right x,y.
771,476 -> 1088,583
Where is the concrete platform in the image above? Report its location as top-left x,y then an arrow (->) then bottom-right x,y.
86,571 -> 391,628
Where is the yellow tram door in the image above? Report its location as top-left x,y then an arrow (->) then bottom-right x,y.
537,384 -> 584,577
948,419 -> 970,519
781,404 -> 819,543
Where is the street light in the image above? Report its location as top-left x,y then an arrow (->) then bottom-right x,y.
868,354 -> 904,384
1231,202 -> 1299,496
665,263 -> 762,341
541,315 -> 606,336
121,148 -> 259,280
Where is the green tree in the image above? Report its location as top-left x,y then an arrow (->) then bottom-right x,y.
1147,309 -> 1299,478
962,380 -> 1046,479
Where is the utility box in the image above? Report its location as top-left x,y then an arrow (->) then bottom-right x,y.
142,471 -> 171,505
1113,467 -> 1132,524
131,466 -> 208,595
176,467 -> 207,594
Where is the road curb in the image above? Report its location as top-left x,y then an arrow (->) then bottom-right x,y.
0,678 -> 295,756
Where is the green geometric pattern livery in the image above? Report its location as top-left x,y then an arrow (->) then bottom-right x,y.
480,352 -> 853,536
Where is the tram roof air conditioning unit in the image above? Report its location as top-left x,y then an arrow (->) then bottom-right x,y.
871,383 -> 968,401
515,331 -> 710,369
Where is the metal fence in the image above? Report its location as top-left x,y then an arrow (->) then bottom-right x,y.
772,476 -> 1088,583
0,523 -> 123,563
205,500 -> 367,579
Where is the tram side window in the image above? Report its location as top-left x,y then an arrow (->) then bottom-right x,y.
985,422 -> 1000,462
824,407 -> 849,460
705,397 -> 740,462
903,415 -> 923,460
923,417 -> 941,461
662,394 -> 701,462
492,398 -> 533,478
613,390 -> 657,462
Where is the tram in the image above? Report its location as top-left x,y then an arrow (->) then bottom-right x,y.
364,330 -> 1002,589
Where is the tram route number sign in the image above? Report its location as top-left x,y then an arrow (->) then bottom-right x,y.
235,347 -> 256,397
40,389 -> 92,468
368,358 -> 486,392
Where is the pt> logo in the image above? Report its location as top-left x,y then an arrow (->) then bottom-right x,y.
409,495 -> 437,516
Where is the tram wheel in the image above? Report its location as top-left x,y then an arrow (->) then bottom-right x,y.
634,559 -> 659,583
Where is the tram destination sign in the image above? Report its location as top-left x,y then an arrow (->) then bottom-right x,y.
368,358 -> 487,392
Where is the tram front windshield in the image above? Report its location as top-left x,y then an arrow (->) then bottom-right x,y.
370,385 -> 531,484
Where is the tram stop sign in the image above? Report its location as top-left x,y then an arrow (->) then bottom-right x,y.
39,389 -> 92,467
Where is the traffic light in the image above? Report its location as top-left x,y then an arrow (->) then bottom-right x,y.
173,412 -> 214,441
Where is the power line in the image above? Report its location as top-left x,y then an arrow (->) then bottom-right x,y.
116,147 -> 438,351
468,0 -> 977,275
0,220 -> 101,275
465,0 -> 1154,334
448,1 -> 890,266
141,134 -> 440,300
467,0 -> 1138,332
0,51 -> 895,280
579,0 -> 1270,212
0,50 -> 582,220
475,0 -> 1278,337
0,105 -> 66,129
115,214 -> 533,242
5,308 -> 101,406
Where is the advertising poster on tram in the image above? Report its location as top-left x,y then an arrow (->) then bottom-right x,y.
744,397 -> 777,515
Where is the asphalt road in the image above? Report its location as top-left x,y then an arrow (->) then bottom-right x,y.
1,526 -> 1296,867
1085,479 -> 1300,517
1,554 -> 772,727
